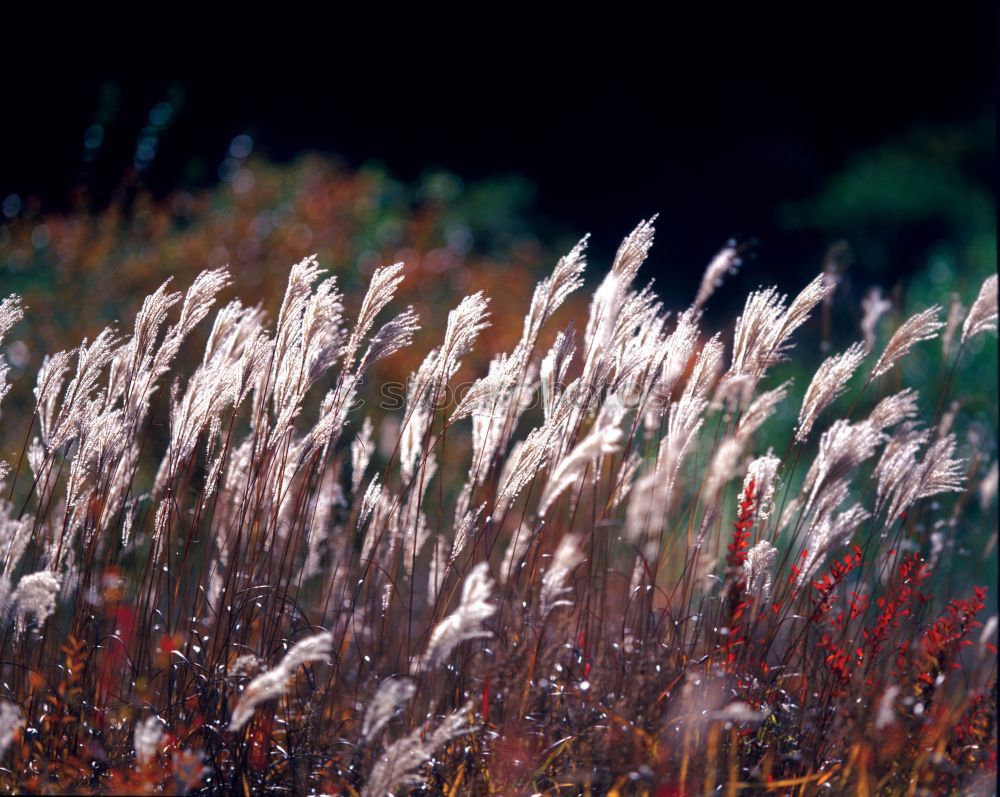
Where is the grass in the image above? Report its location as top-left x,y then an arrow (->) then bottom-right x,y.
0,219 -> 992,795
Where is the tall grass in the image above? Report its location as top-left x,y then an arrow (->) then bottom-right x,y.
0,221 -> 993,795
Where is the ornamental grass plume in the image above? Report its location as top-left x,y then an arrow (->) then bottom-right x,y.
415,561 -> 495,673
229,631 -> 333,731
0,214 -> 991,794
743,539 -> 778,601
538,532 -> 584,618
361,676 -> 417,740
692,244 -> 742,310
133,716 -> 165,767
12,570 -> 60,626
0,702 -> 21,759
871,305 -> 945,379
362,702 -> 476,797
861,286 -> 893,352
962,273 -> 998,345
795,341 -> 866,442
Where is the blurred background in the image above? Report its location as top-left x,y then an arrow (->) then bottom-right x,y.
1,10 -> 994,311
0,13 -> 993,309
0,10 -> 995,581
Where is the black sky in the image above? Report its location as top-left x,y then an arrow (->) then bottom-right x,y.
1,8 -> 994,280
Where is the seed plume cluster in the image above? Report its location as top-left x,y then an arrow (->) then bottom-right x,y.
0,220 -> 992,794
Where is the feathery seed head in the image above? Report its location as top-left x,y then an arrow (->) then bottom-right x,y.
961,273 -> 998,345
872,306 -> 944,379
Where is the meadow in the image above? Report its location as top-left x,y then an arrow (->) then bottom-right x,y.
0,204 -> 994,794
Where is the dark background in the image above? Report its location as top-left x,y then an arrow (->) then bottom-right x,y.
0,9 -> 995,282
